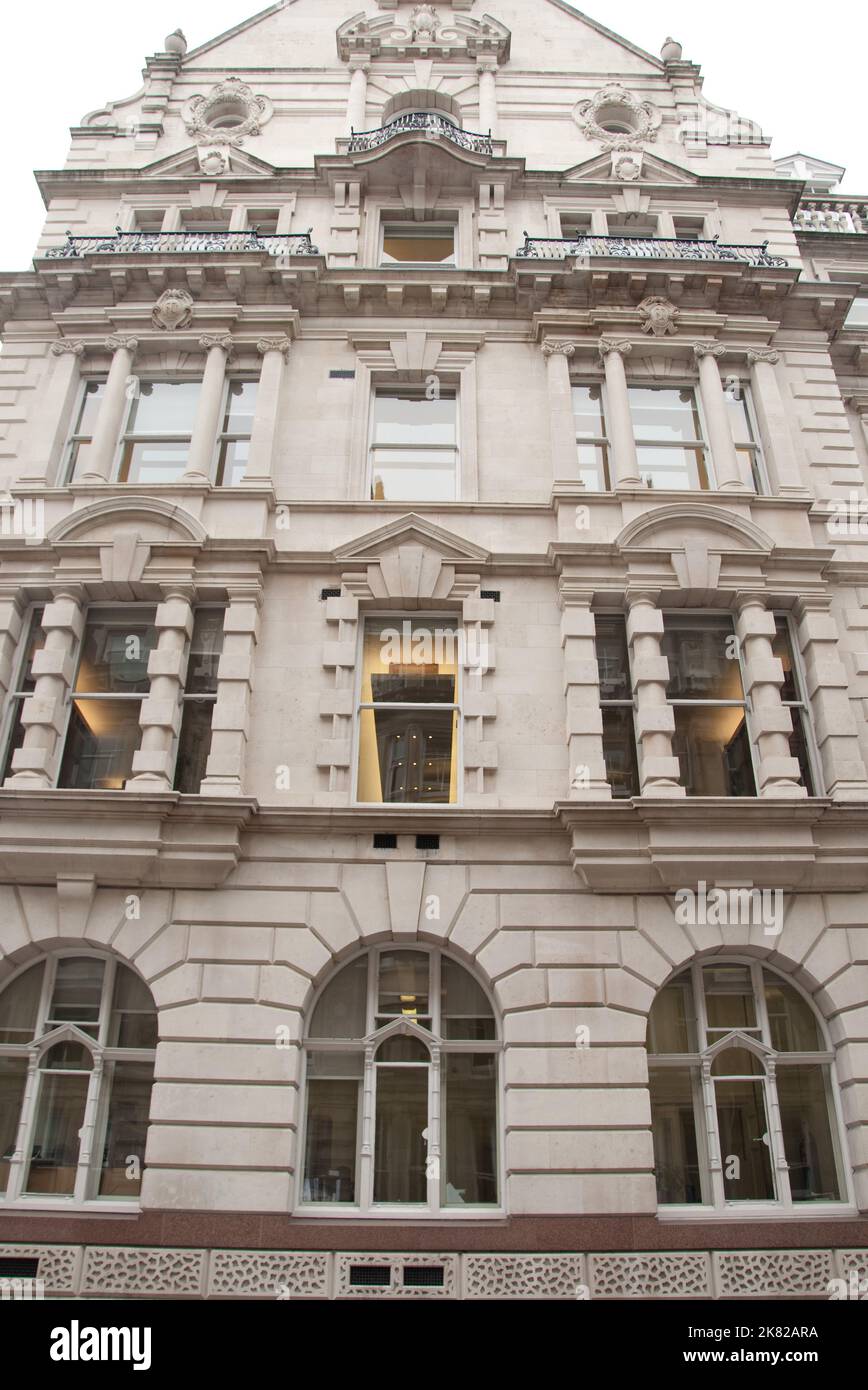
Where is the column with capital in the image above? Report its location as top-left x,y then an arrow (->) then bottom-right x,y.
347,59 -> 369,135
5,590 -> 84,788
243,338 -> 291,484
735,596 -> 805,797
477,59 -> 498,136
20,340 -> 85,485
693,343 -> 748,491
626,591 -> 684,796
127,589 -> 195,791
76,336 -> 138,484
543,341 -> 580,487
599,338 -> 641,488
182,336 -> 234,484
747,348 -> 807,496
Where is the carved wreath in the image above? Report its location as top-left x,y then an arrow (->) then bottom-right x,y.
574,84 -> 662,152
182,78 -> 273,147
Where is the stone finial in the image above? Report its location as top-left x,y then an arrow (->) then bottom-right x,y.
165,29 -> 187,56
661,37 -> 682,63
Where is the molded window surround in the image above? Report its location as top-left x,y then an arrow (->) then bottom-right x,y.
361,198 -> 474,270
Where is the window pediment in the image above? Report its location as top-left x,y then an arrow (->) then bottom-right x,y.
337,9 -> 510,64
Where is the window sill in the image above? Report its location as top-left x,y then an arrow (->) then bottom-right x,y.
1,1199 -> 142,1216
657,1204 -> 859,1223
293,1205 -> 506,1221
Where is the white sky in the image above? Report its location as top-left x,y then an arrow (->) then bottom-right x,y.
0,0 -> 865,270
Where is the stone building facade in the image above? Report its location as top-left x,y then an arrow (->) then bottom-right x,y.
0,0 -> 867,1301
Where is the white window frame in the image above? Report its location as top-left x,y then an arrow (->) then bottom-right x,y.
361,198 -> 474,269
0,602 -> 45,782
650,958 -> 855,1220
0,951 -> 156,1212
570,379 -> 612,490
172,604 -> 226,794
351,612 -> 464,809
63,377 -> 107,483
626,381 -> 716,491
212,375 -> 259,487
296,945 -> 503,1219
594,609 -> 640,797
379,218 -> 458,268
723,379 -> 770,494
366,384 -> 461,503
113,376 -> 203,485
772,611 -> 824,797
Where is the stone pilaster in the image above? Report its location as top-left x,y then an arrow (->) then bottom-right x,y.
199,590 -> 261,796
243,339 -> 291,484
542,341 -> 580,486
794,595 -> 868,800
20,340 -> 84,485
735,596 -> 805,797
347,59 -> 369,134
477,59 -> 498,136
694,343 -> 749,492
626,591 -> 683,797
747,349 -> 808,497
559,588 -> 611,800
6,590 -> 84,788
127,590 -> 195,791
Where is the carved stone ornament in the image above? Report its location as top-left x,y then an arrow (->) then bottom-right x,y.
182,78 -> 273,148
612,153 -> 642,182
574,84 -> 662,152
639,296 -> 679,337
337,8 -> 510,62
151,288 -> 195,331
197,147 -> 230,176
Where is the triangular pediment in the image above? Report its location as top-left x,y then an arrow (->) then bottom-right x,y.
333,514 -> 490,564
563,150 -> 699,186
141,146 -> 276,179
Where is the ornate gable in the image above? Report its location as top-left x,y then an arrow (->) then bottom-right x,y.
337,6 -> 511,63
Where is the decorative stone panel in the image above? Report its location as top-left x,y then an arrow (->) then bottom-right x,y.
0,1243 -> 81,1295
590,1252 -> 711,1299
464,1254 -> 585,1299
208,1250 -> 330,1299
335,1252 -> 458,1298
81,1246 -> 207,1297
714,1250 -> 833,1298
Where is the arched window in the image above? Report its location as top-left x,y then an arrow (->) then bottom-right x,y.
647,961 -> 849,1211
301,947 -> 500,1212
0,955 -> 157,1204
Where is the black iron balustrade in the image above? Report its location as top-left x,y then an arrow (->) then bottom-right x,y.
44,229 -> 320,258
348,112 -> 493,155
516,233 -> 789,269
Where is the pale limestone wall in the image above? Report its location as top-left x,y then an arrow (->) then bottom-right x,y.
0,874 -> 866,1214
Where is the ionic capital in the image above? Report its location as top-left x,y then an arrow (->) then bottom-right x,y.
542,340 -> 576,360
598,337 -> 633,361
693,341 -> 728,361
199,334 -> 235,358
747,348 -> 781,367
105,335 -> 139,355
256,337 -> 292,360
50,339 -> 85,358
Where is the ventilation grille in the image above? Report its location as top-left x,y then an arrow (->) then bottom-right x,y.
415,834 -> 440,851
403,1266 -> 445,1288
373,833 -> 398,850
329,370 -> 356,379
480,590 -> 501,602
320,588 -> 342,600
349,1265 -> 392,1287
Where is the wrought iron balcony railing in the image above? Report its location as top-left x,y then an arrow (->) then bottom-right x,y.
348,112 -> 493,156
43,230 -> 320,259
794,199 -> 867,234
515,233 -> 789,268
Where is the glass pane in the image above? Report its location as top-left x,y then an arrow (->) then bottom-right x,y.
763,973 -> 822,1052
572,384 -> 606,437
58,699 -> 144,791
373,1065 -> 428,1202
186,610 -> 224,694
638,446 -> 710,491
672,705 -> 756,796
787,709 -> 817,796
303,1079 -> 359,1202
628,387 -> 702,442
663,617 -> 745,701
601,706 -> 639,798
649,1067 -> 702,1203
710,1047 -> 764,1077
373,392 -> 457,446
0,1058 -> 27,1192
382,228 -> 455,264
772,618 -> 799,704
378,952 -> 429,1019
777,1066 -> 841,1201
703,965 -> 757,1032
42,1041 -> 93,1071
0,962 -> 45,1043
723,390 -> 755,444
0,697 -> 28,782
595,616 -> 631,700
118,440 -> 189,484
309,956 -> 368,1039
25,1071 -> 90,1195
306,1051 -> 364,1080
441,957 -> 495,1040
75,380 -> 106,436
174,700 -> 215,795
715,1079 -> 775,1200
222,379 -> 258,434
362,620 -> 458,705
126,381 -> 201,434
74,608 -> 157,695
216,438 -> 249,487
376,1035 -> 430,1062
442,1053 -> 498,1205
15,607 -> 46,694
97,1060 -> 154,1197
370,449 -> 457,502
68,439 -> 96,481
358,707 -> 458,804
48,958 -> 105,1034
735,444 -> 762,492
108,966 -> 157,1049
648,973 -> 697,1053
576,441 -> 610,490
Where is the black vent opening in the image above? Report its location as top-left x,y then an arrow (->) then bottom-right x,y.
320,588 -> 342,600
350,1265 -> 392,1287
403,1266 -> 445,1288
480,590 -> 501,602
0,1258 -> 39,1279
415,834 -> 440,851
373,833 -> 398,850
329,370 -> 356,379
